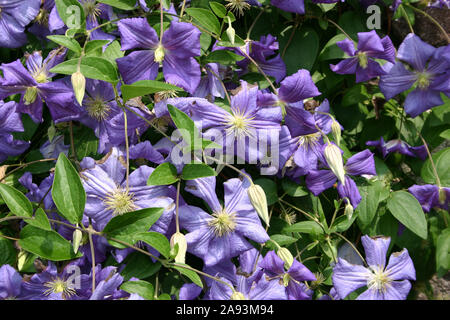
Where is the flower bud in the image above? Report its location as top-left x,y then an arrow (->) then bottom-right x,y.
439,187 -> 447,205
170,232 -> 187,264
277,247 -> 294,269
344,201 -> 354,220
226,16 -> 236,45
247,184 -> 270,226
72,229 -> 83,254
71,71 -> 86,106
324,143 -> 346,185
17,251 -> 28,271
331,119 -> 342,146
24,87 -> 38,105
154,45 -> 165,63
230,291 -> 246,300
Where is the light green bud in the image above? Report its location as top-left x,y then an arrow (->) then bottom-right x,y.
170,232 -> 187,264
71,71 -> 86,106
324,143 -> 346,185
247,184 -> 270,226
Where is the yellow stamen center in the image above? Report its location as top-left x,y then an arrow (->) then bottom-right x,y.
367,266 -> 392,293
225,110 -> 255,139
225,0 -> 251,17
43,277 -> 77,299
298,132 -> 321,149
416,72 -> 430,89
357,51 -> 368,69
103,188 -> 137,216
208,209 -> 236,237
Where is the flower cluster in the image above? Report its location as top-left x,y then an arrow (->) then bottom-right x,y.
0,0 -> 447,302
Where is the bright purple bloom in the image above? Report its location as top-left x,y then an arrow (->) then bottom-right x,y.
81,148 -> 176,231
379,34 -> 450,117
260,250 -> 316,300
282,99 -> 335,176
408,184 -> 449,212
204,248 -> 287,300
271,0 -> 305,14
19,172 -> 55,210
75,79 -> 151,153
330,30 -> 396,83
179,283 -> 202,300
116,18 -> 201,93
193,63 -> 226,100
0,100 -> 30,163
20,262 -> 91,300
129,141 -> 165,165
332,235 -> 416,300
191,81 -> 281,164
179,176 -> 269,266
0,0 -> 40,48
218,35 -> 286,83
0,264 -> 24,299
257,69 -> 321,114
306,149 -> 377,208
0,50 -> 76,123
366,137 -> 427,160
89,266 -> 126,300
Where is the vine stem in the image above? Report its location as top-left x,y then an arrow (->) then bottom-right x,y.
400,5 -> 415,35
175,180 -> 181,233
85,221 -> 96,292
404,3 -> 449,44
246,8 -> 264,41
0,158 -> 57,183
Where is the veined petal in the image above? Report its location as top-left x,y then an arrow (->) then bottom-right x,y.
345,149 -> 376,176
117,50 -> 159,85
385,249 -> 416,281
361,235 -> 390,269
379,62 -> 416,100
117,18 -> 159,50
278,69 -> 321,103
397,33 -> 435,71
305,170 -> 337,196
162,55 -> 201,94
185,176 -> 222,213
332,258 -> 371,299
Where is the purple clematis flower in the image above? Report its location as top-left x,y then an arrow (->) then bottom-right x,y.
429,0 -> 450,8
218,35 -> 286,83
0,100 -> 30,163
271,0 -> 305,14
379,34 -> 450,117
89,266 -> 126,300
20,262 -> 91,300
0,49 -> 77,123
0,264 -> 24,300
0,0 -> 40,48
332,235 -> 416,300
116,18 -> 201,94
408,184 -> 449,212
204,248 -> 287,300
282,99 -> 335,176
306,148 -> 377,208
75,79 -> 151,153
179,176 -> 269,266
330,30 -> 396,83
81,148 -> 176,231
179,283 -> 203,300
366,137 -> 427,160
193,63 -> 226,101
260,250 -> 316,300
258,69 -> 321,115
19,172 -> 55,210
191,81 -> 281,165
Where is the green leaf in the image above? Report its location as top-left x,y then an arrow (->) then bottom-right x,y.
102,40 -> 124,64
133,232 -> 171,259
0,183 -> 33,217
209,2 -> 227,18
120,253 -> 161,281
0,232 -> 16,266
387,191 -> 428,239
172,264 -> 203,288
103,207 -> 164,248
436,228 -> 450,277
47,35 -> 82,54
55,0 -> 86,30
282,179 -> 308,197
283,221 -> 323,235
97,0 -> 136,10
280,27 -> 319,73
158,293 -> 172,300
147,162 -> 179,186
181,163 -> 216,180
167,104 -> 202,151
421,147 -> 450,186
204,50 -> 244,65
120,280 -> 155,300
254,178 -> 278,205
121,80 -> 183,102
50,57 -> 118,83
265,234 -> 298,250
185,8 -> 221,36
52,153 -> 86,224
19,225 -> 82,261
26,208 -> 52,231
319,34 -> 350,61
85,40 -> 110,55
356,181 -> 384,228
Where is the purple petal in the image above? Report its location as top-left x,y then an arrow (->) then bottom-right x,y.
162,22 -> 201,59
337,176 -> 362,208
345,149 -> 376,176
397,33 -> 435,71
379,62 -> 416,100
305,170 -> 337,196
163,55 -> 200,94
185,176 -> 222,213
117,50 -> 159,85
404,88 -> 444,118
332,258 -> 371,299
271,0 -> 305,14
361,235 -> 390,269
278,69 -> 321,104
385,249 -> 416,281
288,260 -> 316,282
118,18 -> 158,50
